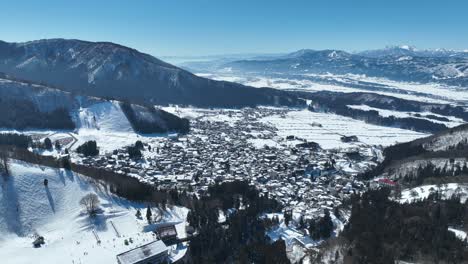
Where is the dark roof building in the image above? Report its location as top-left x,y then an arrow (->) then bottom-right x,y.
116,240 -> 168,264
156,224 -> 178,245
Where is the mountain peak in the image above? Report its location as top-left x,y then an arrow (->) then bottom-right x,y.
395,45 -> 417,51
285,49 -> 351,60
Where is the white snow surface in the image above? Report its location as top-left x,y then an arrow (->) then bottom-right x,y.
347,104 -> 465,128
448,228 -> 467,241
77,101 -> 133,132
261,108 -> 428,149
197,72 -> 468,104
400,183 -> 468,204
0,160 -> 188,264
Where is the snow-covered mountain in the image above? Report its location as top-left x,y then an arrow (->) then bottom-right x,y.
197,48 -> 468,87
0,39 -> 301,107
358,45 -> 468,59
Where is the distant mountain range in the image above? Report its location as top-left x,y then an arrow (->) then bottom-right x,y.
185,46 -> 468,87
0,39 -> 301,108
358,45 -> 468,59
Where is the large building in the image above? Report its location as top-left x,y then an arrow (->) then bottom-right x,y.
116,240 -> 168,264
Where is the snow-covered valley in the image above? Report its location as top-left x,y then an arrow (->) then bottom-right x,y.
196,72 -> 468,105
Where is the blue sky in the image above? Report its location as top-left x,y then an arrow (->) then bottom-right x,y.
1,0 -> 467,56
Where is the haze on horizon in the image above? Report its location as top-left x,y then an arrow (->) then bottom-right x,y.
1,0 -> 468,57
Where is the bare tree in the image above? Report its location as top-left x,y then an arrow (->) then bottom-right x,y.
79,193 -> 100,216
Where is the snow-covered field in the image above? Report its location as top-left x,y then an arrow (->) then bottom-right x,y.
0,160 -> 188,264
197,72 -> 468,105
261,108 -> 428,149
163,106 -> 429,150
162,106 -> 243,124
347,104 -> 465,128
400,183 -> 468,204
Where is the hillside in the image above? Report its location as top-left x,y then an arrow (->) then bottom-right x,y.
301,91 -> 468,133
0,75 -> 189,134
360,123 -> 468,185
0,160 -> 188,264
0,39 -> 302,107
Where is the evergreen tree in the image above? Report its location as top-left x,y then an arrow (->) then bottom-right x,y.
61,156 -> 72,170
44,137 -> 53,150
135,140 -> 144,150
299,215 -> 306,229
76,141 -> 99,156
319,209 -> 334,239
135,209 -> 142,219
146,205 -> 152,223
283,210 -> 292,226
308,220 -> 320,240
127,146 -> 142,160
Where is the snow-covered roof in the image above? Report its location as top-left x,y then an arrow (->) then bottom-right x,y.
116,240 -> 168,264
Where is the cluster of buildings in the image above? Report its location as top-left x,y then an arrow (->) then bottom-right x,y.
75,108 -> 380,221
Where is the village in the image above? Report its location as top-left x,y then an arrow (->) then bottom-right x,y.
74,107 -> 384,222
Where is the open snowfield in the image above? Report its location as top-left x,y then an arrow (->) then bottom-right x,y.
197,72 -> 468,105
347,104 -> 465,128
400,183 -> 468,204
261,108 -> 428,149
0,160 -> 188,264
162,106 -> 242,124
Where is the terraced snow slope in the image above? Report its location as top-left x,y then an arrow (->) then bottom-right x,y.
0,160 -> 188,264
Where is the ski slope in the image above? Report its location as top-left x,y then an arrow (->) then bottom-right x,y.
0,160 -> 188,264
77,101 -> 133,132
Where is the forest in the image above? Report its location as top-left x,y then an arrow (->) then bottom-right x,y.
333,188 -> 468,264
0,98 -> 75,130
0,133 -> 32,148
120,102 -> 190,134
